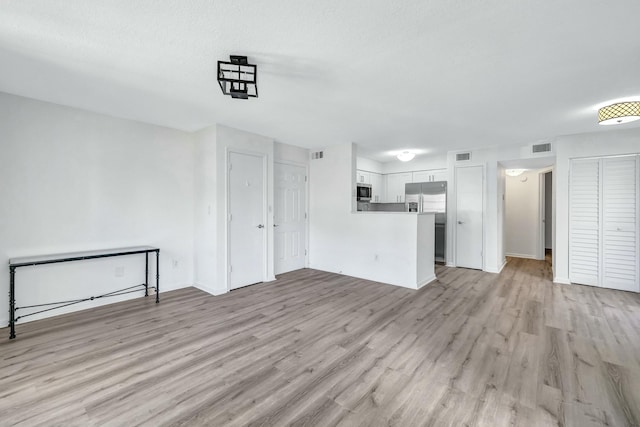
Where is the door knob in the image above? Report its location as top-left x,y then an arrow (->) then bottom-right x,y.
257,224 -> 265,228
273,224 -> 279,227
458,221 -> 464,224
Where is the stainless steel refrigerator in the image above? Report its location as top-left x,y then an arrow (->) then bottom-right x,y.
405,181 -> 447,263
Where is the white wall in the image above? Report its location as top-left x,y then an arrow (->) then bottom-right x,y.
309,143 -> 356,272
0,93 -> 195,326
356,156 -> 383,174
505,170 -> 541,259
275,142 -> 309,165
309,143 -> 435,288
193,126 -> 218,293
554,126 -> 640,284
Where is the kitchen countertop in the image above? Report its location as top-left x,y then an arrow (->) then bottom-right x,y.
353,211 -> 438,215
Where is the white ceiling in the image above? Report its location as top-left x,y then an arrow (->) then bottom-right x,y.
1,1 -> 640,162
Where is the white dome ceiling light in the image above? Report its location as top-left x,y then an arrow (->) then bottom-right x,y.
505,169 -> 526,177
397,151 -> 416,162
598,101 -> 640,125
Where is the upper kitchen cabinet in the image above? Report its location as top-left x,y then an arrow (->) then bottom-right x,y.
356,169 -> 384,202
385,172 -> 412,203
356,169 -> 371,184
412,169 -> 447,182
370,172 -> 383,203
431,169 -> 448,182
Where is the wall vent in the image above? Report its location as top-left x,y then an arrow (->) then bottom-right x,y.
311,151 -> 324,160
456,152 -> 471,161
532,142 -> 552,153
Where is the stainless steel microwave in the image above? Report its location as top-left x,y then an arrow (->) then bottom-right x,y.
357,183 -> 372,201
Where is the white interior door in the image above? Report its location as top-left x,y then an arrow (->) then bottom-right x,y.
569,159 -> 600,286
602,156 -> 638,292
228,151 -> 265,290
456,166 -> 483,269
274,163 -> 307,274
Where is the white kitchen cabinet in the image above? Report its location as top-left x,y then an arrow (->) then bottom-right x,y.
412,169 -> 448,183
356,170 -> 371,184
431,169 -> 448,182
412,170 -> 431,183
385,172 -> 412,203
569,155 -> 639,292
370,172 -> 384,203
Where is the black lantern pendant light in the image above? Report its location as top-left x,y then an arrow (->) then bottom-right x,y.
217,55 -> 258,99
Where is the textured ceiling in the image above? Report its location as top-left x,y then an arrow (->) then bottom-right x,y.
1,0 -> 640,162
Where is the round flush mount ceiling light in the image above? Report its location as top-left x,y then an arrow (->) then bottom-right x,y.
505,169 -> 526,177
397,151 -> 416,162
598,101 -> 640,125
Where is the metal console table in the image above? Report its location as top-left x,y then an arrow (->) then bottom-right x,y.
8,246 -> 160,339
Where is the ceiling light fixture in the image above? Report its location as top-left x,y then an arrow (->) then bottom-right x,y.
505,169 -> 526,177
397,151 -> 415,162
217,55 -> 258,99
598,101 -> 640,125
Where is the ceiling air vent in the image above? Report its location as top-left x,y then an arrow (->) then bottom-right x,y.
311,151 -> 324,160
532,142 -> 552,153
456,152 -> 471,161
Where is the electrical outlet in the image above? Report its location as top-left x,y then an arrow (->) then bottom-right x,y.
115,267 -> 124,277
374,254 -> 379,261
172,259 -> 179,269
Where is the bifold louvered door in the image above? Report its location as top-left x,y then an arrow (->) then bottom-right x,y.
602,156 -> 638,292
569,159 -> 600,286
569,155 -> 640,292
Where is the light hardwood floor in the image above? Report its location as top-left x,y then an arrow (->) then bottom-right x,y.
1,258 -> 640,426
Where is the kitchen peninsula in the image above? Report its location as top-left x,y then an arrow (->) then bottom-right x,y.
343,211 -> 436,289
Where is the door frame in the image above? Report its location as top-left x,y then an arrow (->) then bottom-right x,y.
453,164 -> 485,270
274,160 -> 310,270
537,167 -> 554,261
226,148 -> 269,289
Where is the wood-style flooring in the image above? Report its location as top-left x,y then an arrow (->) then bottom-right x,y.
1,258 -> 640,426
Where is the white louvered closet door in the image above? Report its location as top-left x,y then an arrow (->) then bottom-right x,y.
569,159 -> 601,286
602,156 -> 639,292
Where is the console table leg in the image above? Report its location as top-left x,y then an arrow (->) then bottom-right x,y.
145,252 -> 149,297
9,267 -> 16,339
155,250 -> 160,304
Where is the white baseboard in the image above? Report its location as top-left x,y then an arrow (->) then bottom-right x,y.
505,252 -> 538,260
553,277 -> 571,285
160,282 -> 190,292
306,266 -> 436,291
485,259 -> 507,274
445,262 -> 455,267
416,274 -> 437,289
193,282 -> 228,296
